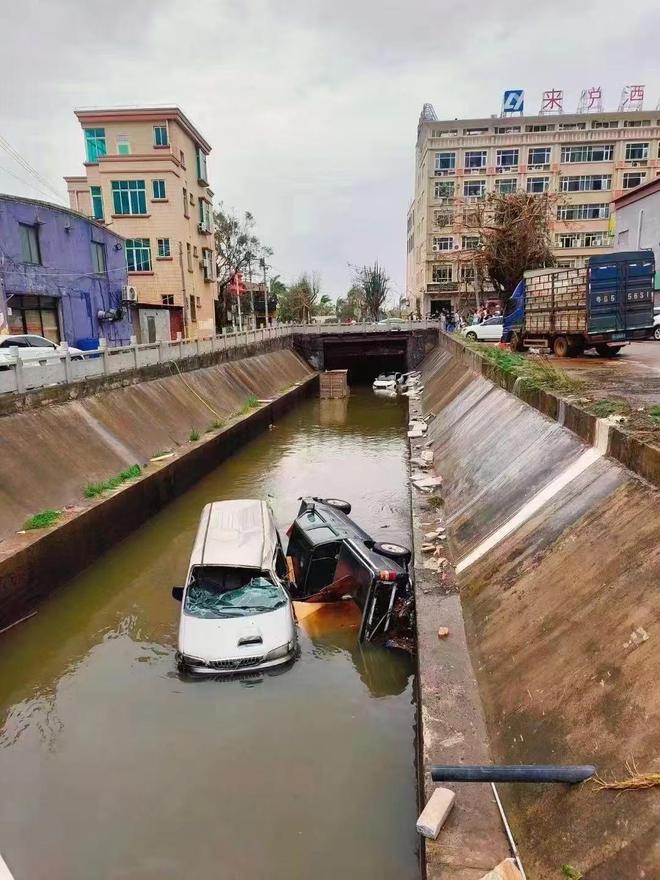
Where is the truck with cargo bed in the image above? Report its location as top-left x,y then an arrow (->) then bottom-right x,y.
502,251 -> 655,357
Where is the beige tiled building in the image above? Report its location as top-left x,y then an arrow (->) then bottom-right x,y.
407,105 -> 660,317
65,107 -> 216,341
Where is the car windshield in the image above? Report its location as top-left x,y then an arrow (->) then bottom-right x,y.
184,570 -> 287,619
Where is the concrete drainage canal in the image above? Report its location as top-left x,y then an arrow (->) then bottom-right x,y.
0,387 -> 420,880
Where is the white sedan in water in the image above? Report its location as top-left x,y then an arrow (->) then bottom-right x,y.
462,317 -> 503,343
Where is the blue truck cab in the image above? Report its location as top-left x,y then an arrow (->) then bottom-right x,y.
503,250 -> 655,357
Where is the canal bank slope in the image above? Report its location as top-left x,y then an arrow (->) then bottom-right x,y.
0,349 -> 315,628
415,338 -> 659,879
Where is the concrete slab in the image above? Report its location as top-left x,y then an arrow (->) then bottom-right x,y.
416,787 -> 455,839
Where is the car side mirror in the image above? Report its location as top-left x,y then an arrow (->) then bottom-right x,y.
172,586 -> 184,601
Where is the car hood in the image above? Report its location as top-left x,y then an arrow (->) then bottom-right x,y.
179,603 -> 293,661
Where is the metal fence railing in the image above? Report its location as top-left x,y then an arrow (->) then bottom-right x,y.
0,319 -> 438,396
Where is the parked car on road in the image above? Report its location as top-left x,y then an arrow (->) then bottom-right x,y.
462,316 -> 503,342
173,500 -> 297,675
0,334 -> 85,367
376,317 -> 409,331
654,307 -> 660,341
287,497 -> 413,642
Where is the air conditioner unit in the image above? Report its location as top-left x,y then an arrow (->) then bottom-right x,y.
197,223 -> 205,233
122,285 -> 138,303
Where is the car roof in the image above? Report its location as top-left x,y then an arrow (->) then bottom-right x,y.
189,500 -> 278,570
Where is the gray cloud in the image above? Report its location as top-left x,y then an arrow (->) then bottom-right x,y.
1,0 -> 659,298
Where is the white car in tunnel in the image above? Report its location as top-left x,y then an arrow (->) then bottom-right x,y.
173,500 -> 297,675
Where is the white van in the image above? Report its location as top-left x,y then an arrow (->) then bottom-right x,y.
173,500 -> 297,674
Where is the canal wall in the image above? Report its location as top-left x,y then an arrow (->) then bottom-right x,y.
0,349 -> 316,629
415,336 -> 659,879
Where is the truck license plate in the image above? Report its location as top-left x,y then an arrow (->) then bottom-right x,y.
612,333 -> 625,341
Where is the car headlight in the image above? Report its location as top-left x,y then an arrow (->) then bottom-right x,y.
265,640 -> 294,661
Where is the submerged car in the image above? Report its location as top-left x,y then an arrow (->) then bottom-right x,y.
372,372 -> 402,391
173,500 -> 297,674
286,497 -> 413,642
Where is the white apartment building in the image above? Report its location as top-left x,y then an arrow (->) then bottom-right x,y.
407,104 -> 660,317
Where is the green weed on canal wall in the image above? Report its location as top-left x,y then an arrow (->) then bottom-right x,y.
83,464 -> 142,498
465,342 -> 586,395
240,395 -> 260,414
23,509 -> 62,530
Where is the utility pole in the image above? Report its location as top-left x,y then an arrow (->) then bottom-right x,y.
0,273 -> 8,334
247,257 -> 255,330
259,256 -> 268,327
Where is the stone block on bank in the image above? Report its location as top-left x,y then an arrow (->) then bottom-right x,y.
416,787 -> 455,839
478,858 -> 523,880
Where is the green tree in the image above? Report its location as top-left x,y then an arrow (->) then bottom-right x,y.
314,294 -> 335,316
335,285 -> 365,321
272,278 -> 293,322
288,273 -> 320,323
468,191 -> 556,304
353,262 -> 390,321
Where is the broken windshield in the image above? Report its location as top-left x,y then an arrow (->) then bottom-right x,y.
184,575 -> 287,619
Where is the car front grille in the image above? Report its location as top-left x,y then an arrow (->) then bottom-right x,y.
206,656 -> 265,670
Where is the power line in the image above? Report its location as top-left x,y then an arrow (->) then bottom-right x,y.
0,163 -> 65,203
0,134 -> 67,204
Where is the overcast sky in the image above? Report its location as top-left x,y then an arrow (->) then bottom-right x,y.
1,0 -> 659,301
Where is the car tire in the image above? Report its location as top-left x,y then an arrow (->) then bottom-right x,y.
654,326 -> 660,341
595,345 -> 622,358
373,542 -> 412,565
321,498 -> 352,514
465,331 -> 478,341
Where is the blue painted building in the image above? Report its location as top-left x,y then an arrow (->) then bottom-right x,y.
0,194 -> 133,347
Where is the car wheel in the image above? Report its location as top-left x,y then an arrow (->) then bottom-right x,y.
373,542 -> 412,565
595,345 -> 622,358
321,498 -> 352,514
465,331 -> 478,341
654,326 -> 660,341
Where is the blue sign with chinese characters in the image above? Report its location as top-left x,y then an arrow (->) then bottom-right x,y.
502,89 -> 524,113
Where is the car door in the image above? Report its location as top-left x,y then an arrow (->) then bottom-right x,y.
25,335 -> 58,364
481,317 -> 503,341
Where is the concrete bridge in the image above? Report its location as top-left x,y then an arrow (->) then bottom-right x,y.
0,320 -> 440,402
293,322 -> 438,377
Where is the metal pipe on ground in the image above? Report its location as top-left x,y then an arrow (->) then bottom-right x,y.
430,765 -> 596,784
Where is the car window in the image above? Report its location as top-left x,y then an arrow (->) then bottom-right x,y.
0,337 -> 29,348
484,317 -> 502,325
27,336 -> 55,347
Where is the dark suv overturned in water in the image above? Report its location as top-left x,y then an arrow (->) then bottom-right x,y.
286,497 -> 413,643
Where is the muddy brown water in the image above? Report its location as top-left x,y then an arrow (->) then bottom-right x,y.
0,388 -> 418,880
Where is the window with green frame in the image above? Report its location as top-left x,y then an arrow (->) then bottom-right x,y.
152,179 -> 166,199
154,125 -> 168,146
196,147 -> 208,183
91,240 -> 107,274
111,180 -> 147,215
157,238 -> 171,258
125,238 -> 152,272
90,186 -> 104,220
84,128 -> 106,163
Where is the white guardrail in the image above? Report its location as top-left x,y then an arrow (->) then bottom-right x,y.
0,320 -> 438,396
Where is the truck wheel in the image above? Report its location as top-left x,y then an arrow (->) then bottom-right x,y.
465,331 -> 477,341
595,345 -> 622,358
510,331 -> 524,352
553,336 -> 570,358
